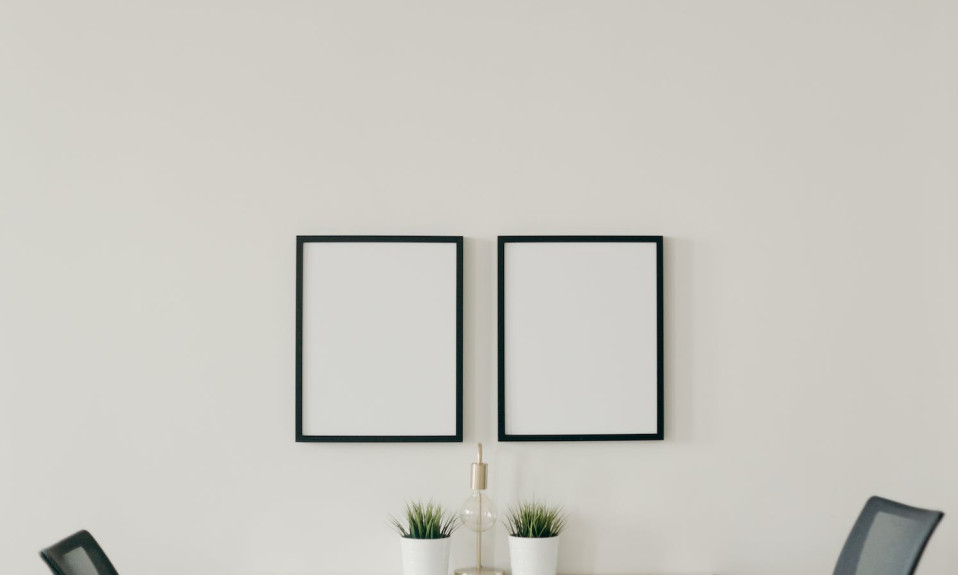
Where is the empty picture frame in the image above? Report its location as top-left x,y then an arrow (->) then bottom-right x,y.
498,236 -> 664,441
296,236 -> 463,442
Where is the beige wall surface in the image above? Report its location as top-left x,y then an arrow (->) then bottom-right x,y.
1,1 -> 956,575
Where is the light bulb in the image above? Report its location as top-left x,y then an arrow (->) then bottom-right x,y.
460,490 -> 497,533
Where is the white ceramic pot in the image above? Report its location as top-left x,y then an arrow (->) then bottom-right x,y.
508,535 -> 560,575
400,537 -> 451,575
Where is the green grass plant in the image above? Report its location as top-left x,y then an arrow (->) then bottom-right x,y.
391,500 -> 459,539
504,499 -> 567,538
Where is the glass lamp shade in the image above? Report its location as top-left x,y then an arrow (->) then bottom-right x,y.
459,490 -> 497,532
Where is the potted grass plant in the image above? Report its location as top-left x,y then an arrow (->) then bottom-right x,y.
505,500 -> 567,575
391,500 -> 460,575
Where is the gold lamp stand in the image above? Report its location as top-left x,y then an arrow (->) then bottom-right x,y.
454,444 -> 503,575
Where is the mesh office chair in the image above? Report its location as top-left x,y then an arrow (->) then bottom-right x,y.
834,496 -> 944,575
40,530 -> 119,575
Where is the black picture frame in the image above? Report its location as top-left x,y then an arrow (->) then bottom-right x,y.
498,235 -> 664,442
296,235 -> 463,443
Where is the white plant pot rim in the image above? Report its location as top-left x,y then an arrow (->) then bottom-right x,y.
401,536 -> 452,540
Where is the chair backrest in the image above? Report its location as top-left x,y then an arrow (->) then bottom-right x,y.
40,530 -> 119,575
834,496 -> 944,575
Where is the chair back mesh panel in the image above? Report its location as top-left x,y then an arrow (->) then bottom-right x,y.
834,496 -> 943,575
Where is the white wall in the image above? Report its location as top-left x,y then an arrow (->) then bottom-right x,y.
1,1 -> 956,575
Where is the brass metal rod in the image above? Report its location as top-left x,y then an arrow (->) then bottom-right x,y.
477,494 -> 482,570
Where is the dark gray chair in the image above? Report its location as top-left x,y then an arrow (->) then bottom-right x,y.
834,496 -> 944,575
40,530 -> 119,575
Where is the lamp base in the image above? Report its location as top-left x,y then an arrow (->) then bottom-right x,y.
454,568 -> 504,575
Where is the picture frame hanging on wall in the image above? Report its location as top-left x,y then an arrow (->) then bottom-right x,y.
296,235 -> 463,442
498,235 -> 664,441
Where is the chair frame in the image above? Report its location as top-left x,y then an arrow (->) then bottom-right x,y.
40,530 -> 119,575
834,496 -> 944,575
